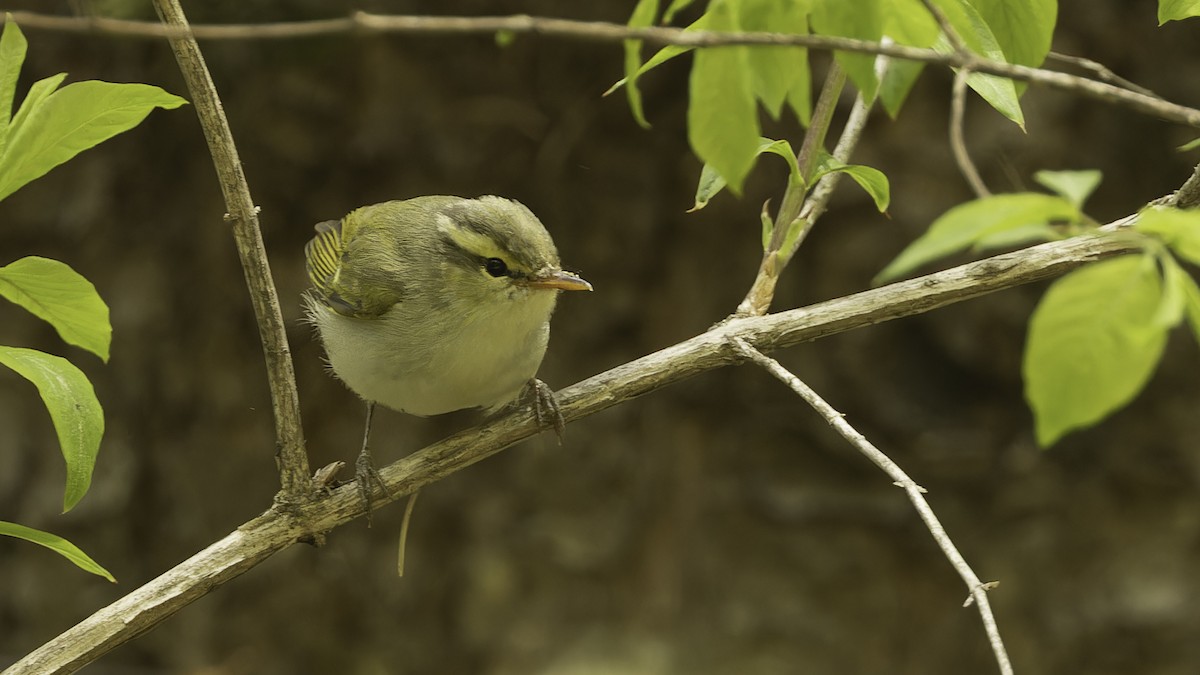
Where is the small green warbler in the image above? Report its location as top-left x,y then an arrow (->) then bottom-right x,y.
304,195 -> 591,508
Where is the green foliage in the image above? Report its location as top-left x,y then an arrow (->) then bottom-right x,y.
810,151 -> 891,212
1023,255 -> 1169,447
740,0 -> 811,123
875,192 -> 1077,284
1033,169 -> 1102,209
688,0 -> 760,194
1159,0 -> 1200,24
0,256 -> 112,361
0,520 -> 115,581
616,0 -> 1058,197
0,20 -> 187,202
811,0 -> 883,101
932,0 -> 1025,127
691,137 -> 800,212
622,0 -> 661,129
967,0 -> 1057,68
0,346 -> 104,511
0,16 -> 182,579
1136,206 -> 1200,266
1021,207 -> 1200,447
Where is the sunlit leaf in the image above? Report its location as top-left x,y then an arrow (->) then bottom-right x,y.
688,0 -> 758,194
0,520 -> 114,582
0,346 -> 104,511
0,16 -> 28,151
0,80 -> 187,202
876,193 -> 1075,284
811,152 -> 890,212
811,0 -> 884,100
1135,206 -> 1200,266
621,0 -> 661,129
968,0 -> 1057,67
1158,0 -> 1200,24
1024,255 -> 1167,447
1033,169 -> 1103,209
739,0 -> 811,122
0,256 -> 111,361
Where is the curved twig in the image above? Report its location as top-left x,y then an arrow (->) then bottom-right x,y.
148,0 -> 310,501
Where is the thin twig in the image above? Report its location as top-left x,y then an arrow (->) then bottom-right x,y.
951,67 -> 993,198
149,0 -> 310,501
1167,161 -> 1200,209
921,0 -> 993,198
1047,51 -> 1158,98
1,227 -> 1142,675
790,82 -> 877,253
4,10 -> 1199,128
728,337 -> 1013,675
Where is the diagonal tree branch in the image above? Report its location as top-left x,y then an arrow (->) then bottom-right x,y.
730,337 -> 1012,675
2,227 -> 1143,675
149,0 -> 310,501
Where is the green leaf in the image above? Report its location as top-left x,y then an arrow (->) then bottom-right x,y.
0,346 -> 104,511
691,163 -> 727,212
0,520 -> 114,582
1024,255 -> 1168,447
811,0 -> 884,100
879,60 -> 925,118
971,222 -> 1060,251
1179,137 -> 1200,152
1181,272 -> 1200,344
0,16 -> 28,150
877,0 -> 939,117
605,12 -> 712,98
739,0 -> 812,122
688,0 -> 759,195
0,256 -> 111,361
1159,0 -> 1200,24
1135,206 -> 1200,266
663,0 -> 699,23
1154,254 -> 1188,328
932,0 -> 1025,127
875,193 -> 1076,284
9,73 -> 67,137
968,0 -> 1057,67
690,138 -> 801,211
0,80 -> 187,202
1033,169 -> 1103,209
810,152 -> 890,212
621,0 -> 661,129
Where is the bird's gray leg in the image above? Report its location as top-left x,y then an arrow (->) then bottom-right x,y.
527,378 -> 565,443
356,400 -> 391,525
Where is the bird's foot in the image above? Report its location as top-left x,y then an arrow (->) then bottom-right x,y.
526,378 -> 565,444
355,446 -> 391,526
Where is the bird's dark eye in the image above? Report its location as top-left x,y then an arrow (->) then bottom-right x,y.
484,257 -> 508,277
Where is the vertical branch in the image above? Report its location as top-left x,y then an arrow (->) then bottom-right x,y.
730,338 -> 1013,675
951,68 -> 991,198
151,0 -> 311,501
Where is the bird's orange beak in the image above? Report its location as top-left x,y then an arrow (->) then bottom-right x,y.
525,269 -> 593,292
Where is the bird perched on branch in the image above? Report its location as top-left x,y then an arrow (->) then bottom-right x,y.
304,195 -> 592,513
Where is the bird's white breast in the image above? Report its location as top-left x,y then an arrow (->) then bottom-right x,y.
311,290 -> 557,417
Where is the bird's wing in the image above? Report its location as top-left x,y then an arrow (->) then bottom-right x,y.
304,217 -> 401,318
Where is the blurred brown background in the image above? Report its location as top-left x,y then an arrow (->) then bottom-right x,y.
2,2 -> 1199,674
